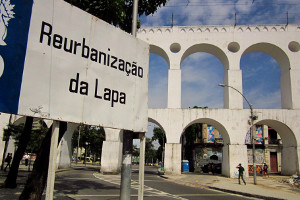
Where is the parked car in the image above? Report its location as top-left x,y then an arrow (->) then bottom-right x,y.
201,163 -> 221,174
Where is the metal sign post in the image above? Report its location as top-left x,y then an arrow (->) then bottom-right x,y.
120,1 -> 147,199
45,121 -> 60,200
138,133 -> 146,200
120,131 -> 133,200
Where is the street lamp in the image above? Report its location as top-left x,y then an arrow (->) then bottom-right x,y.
76,126 -> 81,164
218,83 -> 257,185
162,133 -> 165,170
85,142 -> 89,166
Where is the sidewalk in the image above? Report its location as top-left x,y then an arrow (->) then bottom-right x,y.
0,164 -> 30,200
161,173 -> 300,200
1,165 -> 300,200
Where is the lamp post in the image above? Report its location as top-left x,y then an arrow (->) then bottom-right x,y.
162,133 -> 165,170
218,84 -> 257,185
76,126 -> 81,164
85,142 -> 88,166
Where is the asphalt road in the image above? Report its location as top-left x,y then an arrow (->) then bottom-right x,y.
54,165 -> 257,200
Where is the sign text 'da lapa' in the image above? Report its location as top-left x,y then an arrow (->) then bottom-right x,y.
0,0 -> 149,132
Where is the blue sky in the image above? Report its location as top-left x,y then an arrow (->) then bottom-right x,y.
140,0 -> 300,110
136,0 -> 300,147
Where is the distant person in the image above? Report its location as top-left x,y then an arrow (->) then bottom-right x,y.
236,163 -> 246,185
263,163 -> 269,177
211,163 -> 215,175
24,153 -> 30,166
4,153 -> 12,172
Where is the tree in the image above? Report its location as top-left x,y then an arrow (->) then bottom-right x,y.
8,119 -> 48,153
3,118 -> 49,188
183,123 -> 202,172
19,122 -> 67,200
152,127 -> 166,162
132,145 -> 140,158
145,138 -> 155,164
2,119 -> 48,188
3,117 -> 34,188
71,125 -> 105,161
64,0 -> 168,33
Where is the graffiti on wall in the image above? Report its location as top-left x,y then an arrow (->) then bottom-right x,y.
245,125 -> 264,144
207,126 -> 215,143
245,130 -> 251,144
247,149 -> 264,164
256,126 -> 264,144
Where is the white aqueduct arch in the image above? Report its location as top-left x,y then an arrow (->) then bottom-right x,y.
241,42 -> 292,109
138,24 -> 300,177
0,25 -> 299,177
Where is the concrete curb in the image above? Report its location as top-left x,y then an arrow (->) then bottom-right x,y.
207,186 -> 284,200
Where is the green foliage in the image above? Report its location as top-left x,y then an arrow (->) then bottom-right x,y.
145,137 -> 156,163
183,123 -> 202,171
132,145 -> 140,157
184,123 -> 201,144
64,0 -> 168,33
4,120 -> 49,153
152,127 -> 166,146
152,127 -> 166,162
71,125 -> 105,159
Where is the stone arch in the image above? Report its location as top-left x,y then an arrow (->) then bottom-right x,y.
183,118 -> 230,145
255,119 -> 298,175
11,116 -> 50,128
182,118 -> 231,176
11,116 -> 28,125
241,42 -> 292,109
180,43 -> 229,70
149,44 -> 170,67
148,117 -> 167,136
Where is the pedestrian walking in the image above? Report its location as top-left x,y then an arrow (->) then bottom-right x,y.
211,163 -> 215,175
263,163 -> 269,177
3,153 -> 12,172
24,153 -> 30,166
236,163 -> 246,185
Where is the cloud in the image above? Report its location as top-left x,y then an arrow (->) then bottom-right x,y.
235,0 -> 253,14
140,0 -> 300,26
144,0 -> 287,110
181,53 -> 224,108
245,87 -> 281,109
148,54 -> 168,108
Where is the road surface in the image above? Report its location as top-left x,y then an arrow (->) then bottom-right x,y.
54,165 -> 257,200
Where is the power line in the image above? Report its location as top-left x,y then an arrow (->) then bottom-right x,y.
162,0 -> 300,7
141,12 -> 299,27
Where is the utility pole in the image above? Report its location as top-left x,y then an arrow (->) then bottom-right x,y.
218,84 -> 257,185
120,1 -> 141,199
76,126 -> 80,164
234,13 -> 237,27
120,131 -> 133,200
250,105 -> 257,185
171,13 -> 174,28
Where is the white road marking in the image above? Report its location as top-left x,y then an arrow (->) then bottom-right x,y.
93,173 -> 188,200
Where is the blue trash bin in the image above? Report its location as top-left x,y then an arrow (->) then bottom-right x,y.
182,160 -> 189,172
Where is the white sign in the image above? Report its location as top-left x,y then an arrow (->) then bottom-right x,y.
0,0 -> 149,132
